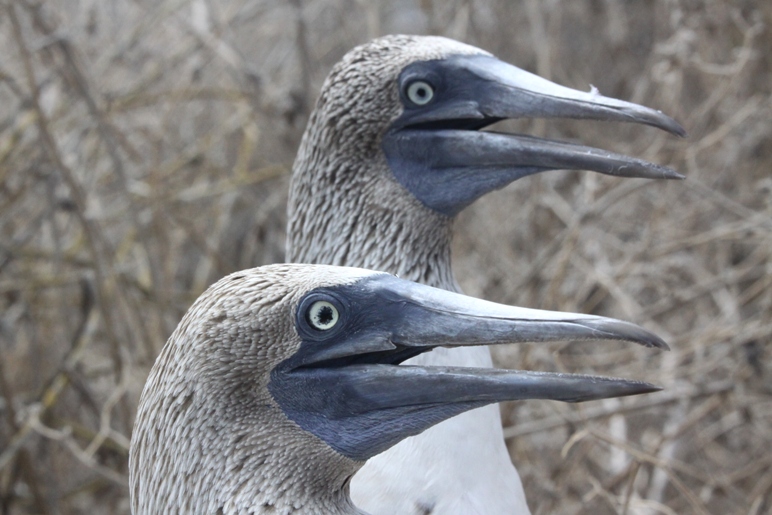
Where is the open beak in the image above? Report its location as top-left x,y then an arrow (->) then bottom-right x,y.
384,53 -> 685,216
270,274 -> 665,461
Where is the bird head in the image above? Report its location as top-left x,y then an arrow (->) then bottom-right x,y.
131,264 -> 666,511
291,34 -> 685,221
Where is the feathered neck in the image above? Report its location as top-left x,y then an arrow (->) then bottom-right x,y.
287,136 -> 457,290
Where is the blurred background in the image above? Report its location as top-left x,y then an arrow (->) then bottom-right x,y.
1,0 -> 770,513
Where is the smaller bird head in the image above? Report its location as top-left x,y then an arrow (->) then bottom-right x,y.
131,264 -> 666,512
287,35 -> 686,278
292,35 -> 685,223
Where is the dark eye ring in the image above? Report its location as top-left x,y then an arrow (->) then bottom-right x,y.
405,80 -> 434,106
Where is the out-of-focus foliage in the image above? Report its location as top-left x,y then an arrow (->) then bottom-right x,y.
0,1 -> 770,513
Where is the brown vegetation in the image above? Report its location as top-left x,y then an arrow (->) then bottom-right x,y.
1,1 -> 770,513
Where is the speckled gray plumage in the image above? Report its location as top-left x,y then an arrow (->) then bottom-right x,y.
287,36 -> 530,514
129,265 -> 376,515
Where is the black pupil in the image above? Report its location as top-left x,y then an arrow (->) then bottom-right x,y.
316,305 -> 334,326
416,87 -> 427,98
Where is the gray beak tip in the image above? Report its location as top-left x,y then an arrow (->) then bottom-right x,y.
582,317 -> 670,351
656,166 -> 686,181
640,339 -> 670,351
623,381 -> 664,398
586,378 -> 664,402
558,376 -> 664,403
633,382 -> 664,396
661,116 -> 688,138
641,332 -> 670,351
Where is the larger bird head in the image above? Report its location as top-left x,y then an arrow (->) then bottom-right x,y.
131,264 -> 666,512
288,35 -> 684,272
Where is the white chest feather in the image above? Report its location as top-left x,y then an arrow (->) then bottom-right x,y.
350,346 -> 531,515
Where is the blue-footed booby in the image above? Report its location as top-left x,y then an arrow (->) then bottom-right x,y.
129,264 -> 667,514
286,35 -> 683,514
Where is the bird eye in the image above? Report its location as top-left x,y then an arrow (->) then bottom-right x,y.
405,80 -> 434,106
306,300 -> 339,331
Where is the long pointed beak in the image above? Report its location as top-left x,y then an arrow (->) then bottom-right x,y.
313,366 -> 659,414
301,275 -> 667,367
385,53 -> 685,216
270,274 -> 666,461
453,54 -> 686,136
